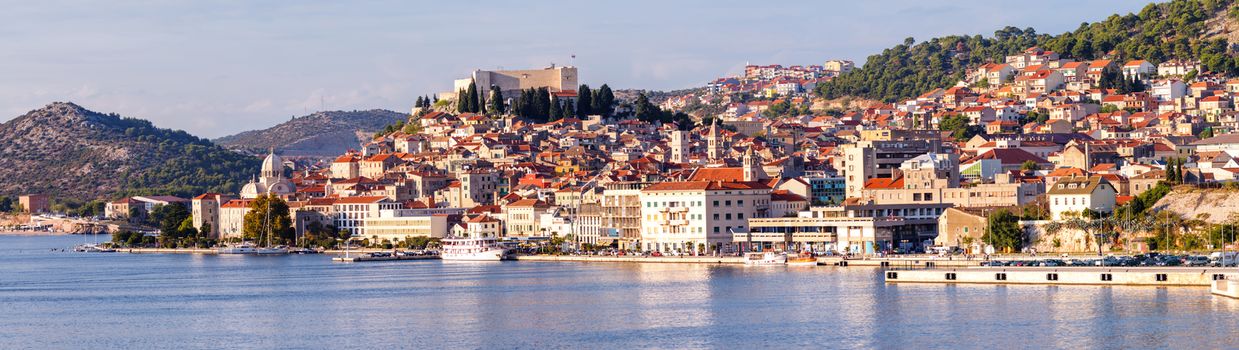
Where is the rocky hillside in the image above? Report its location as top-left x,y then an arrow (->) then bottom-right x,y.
1150,186 -> 1239,224
0,102 -> 260,199
215,110 -> 407,157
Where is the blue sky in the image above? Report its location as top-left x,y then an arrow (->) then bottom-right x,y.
0,1 -> 1153,137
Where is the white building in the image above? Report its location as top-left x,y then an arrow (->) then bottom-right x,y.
1047,176 -> 1117,220
639,181 -> 771,254
362,209 -> 451,243
332,196 -> 401,237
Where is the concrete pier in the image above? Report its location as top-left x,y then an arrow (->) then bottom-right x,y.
885,267 -> 1232,287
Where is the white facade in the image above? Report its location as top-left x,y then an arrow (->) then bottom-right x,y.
639,182 -> 771,254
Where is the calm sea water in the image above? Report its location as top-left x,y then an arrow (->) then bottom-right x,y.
2,234 -> 1238,349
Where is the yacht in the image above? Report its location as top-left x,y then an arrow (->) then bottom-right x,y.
440,236 -> 509,261
744,251 -> 788,266
217,242 -> 259,254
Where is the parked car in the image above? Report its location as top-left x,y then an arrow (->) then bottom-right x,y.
1185,256 -> 1210,266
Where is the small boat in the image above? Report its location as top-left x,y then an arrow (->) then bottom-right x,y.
73,244 -> 116,253
787,256 -> 819,267
744,251 -> 788,266
256,246 -> 289,255
287,247 -> 320,254
441,236 -> 509,261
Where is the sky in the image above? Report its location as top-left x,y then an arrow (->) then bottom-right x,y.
0,1 -> 1154,138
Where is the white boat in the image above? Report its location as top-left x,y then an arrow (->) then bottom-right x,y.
440,236 -> 508,261
217,242 -> 259,254
73,244 -> 116,253
256,246 -> 289,255
744,252 -> 788,266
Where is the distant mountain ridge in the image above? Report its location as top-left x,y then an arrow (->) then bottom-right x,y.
0,102 -> 260,199
215,109 -> 407,157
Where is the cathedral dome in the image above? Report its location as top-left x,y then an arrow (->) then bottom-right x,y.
261,150 -> 284,179
239,181 -> 266,199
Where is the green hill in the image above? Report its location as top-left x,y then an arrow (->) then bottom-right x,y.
0,102 -> 260,200
817,0 -> 1238,102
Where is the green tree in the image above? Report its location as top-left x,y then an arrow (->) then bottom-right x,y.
576,84 -> 592,117
983,209 -> 1024,252
488,85 -> 505,116
243,193 -> 293,246
1200,127 -> 1214,139
594,84 -> 615,116
456,88 -> 469,113
466,80 -> 480,113
1020,160 -> 1041,171
560,99 -> 575,120
153,203 -> 190,247
938,114 -> 980,140
549,96 -> 563,121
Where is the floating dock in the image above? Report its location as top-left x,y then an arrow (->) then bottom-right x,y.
884,267 -> 1233,287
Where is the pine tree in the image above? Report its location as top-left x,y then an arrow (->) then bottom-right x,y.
576,84 -> 592,117
634,92 -> 653,120
415,96 -> 424,108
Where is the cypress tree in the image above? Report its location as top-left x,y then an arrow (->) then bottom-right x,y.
562,99 -> 575,120
549,96 -> 562,122
489,85 -> 505,116
415,96 -> 424,108
596,84 -> 615,117
536,87 -> 552,120
457,89 -> 468,112
576,84 -> 592,117
465,80 -> 479,113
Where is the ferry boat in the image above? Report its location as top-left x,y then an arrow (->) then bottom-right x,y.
744,251 -> 788,266
440,236 -> 509,261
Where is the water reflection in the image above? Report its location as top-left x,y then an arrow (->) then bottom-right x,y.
3,235 -> 1239,349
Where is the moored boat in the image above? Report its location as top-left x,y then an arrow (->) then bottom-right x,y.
744,251 -> 788,266
787,256 -> 819,267
441,236 -> 508,261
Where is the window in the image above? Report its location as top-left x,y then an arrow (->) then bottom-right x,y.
725,213 -> 732,220
713,214 -> 719,220
725,200 -> 732,206
713,226 -> 719,233
737,200 -> 744,206
713,201 -> 719,207
738,213 -> 744,219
